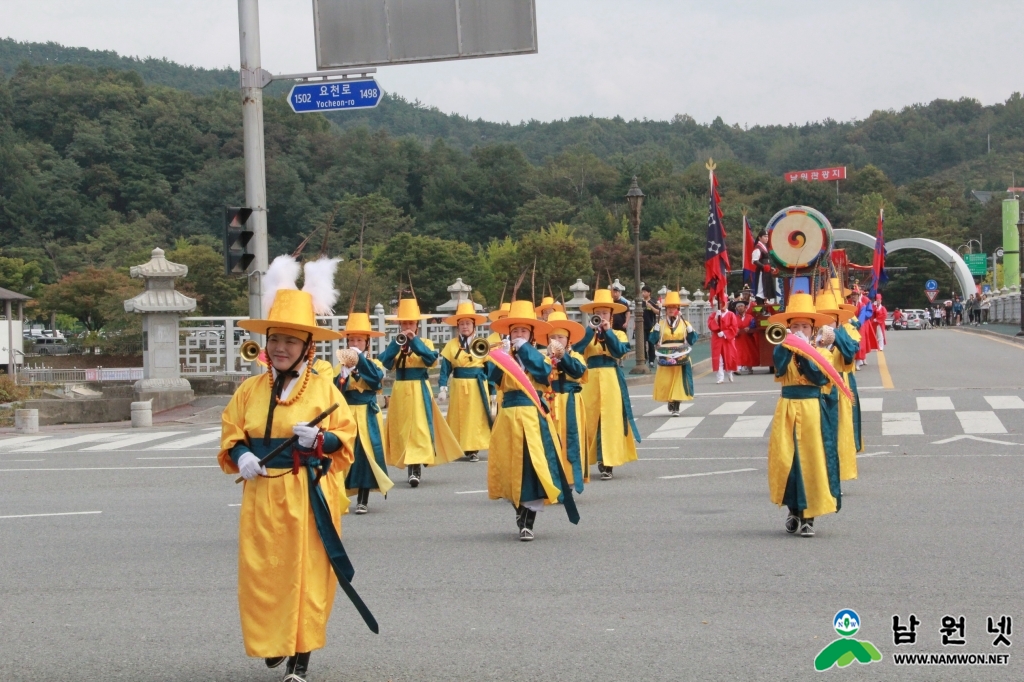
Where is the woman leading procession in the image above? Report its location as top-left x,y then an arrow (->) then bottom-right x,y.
649,290 -> 698,417
219,255 -> 372,682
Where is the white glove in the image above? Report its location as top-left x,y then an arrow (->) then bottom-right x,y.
293,422 -> 320,449
237,452 -> 266,480
793,330 -> 809,342
512,337 -> 528,349
338,366 -> 352,381
717,331 -> 725,338
501,338 -> 511,353
438,386 -> 449,402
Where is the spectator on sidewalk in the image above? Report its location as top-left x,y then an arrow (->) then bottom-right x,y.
953,297 -> 963,326
981,294 -> 991,324
944,299 -> 953,326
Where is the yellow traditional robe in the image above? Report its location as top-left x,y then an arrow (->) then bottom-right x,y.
439,337 -> 492,452
380,337 -> 463,468
581,329 -> 639,468
767,349 -> 838,518
838,321 -> 863,478
218,368 -> 357,658
651,318 -> 696,403
548,348 -> 590,486
337,357 -> 394,497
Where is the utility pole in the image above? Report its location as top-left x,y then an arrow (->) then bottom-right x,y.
238,0 -> 269,335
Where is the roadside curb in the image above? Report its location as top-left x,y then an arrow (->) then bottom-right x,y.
955,326 -> 1024,346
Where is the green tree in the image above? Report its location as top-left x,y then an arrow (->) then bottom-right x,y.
332,192 -> 414,271
511,195 -> 574,237
0,251 -> 43,294
165,239 -> 247,316
484,223 -> 593,303
36,267 -> 140,331
372,233 -> 483,310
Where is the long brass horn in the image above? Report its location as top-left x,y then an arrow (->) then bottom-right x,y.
469,337 -> 491,359
240,340 -> 262,362
394,332 -> 411,347
589,314 -> 604,328
765,323 -> 788,345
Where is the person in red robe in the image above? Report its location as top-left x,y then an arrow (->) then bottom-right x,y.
854,291 -> 877,366
872,295 -> 888,350
708,302 -> 738,383
732,300 -> 759,374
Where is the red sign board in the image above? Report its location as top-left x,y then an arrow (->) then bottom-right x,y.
925,290 -> 939,303
785,166 -> 847,183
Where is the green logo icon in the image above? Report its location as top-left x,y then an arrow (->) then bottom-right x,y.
814,609 -> 883,671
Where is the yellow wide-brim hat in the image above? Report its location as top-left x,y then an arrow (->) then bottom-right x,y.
767,292 -> 833,327
539,310 -> 585,345
661,290 -> 689,308
386,298 -> 431,322
490,300 -> 553,337
238,289 -> 341,342
580,288 -> 627,314
535,296 -> 564,316
443,301 -> 486,326
488,302 -> 512,322
814,291 -> 854,324
338,311 -> 384,338
828,277 -> 853,298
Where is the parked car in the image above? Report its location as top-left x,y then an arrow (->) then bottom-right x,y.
30,336 -> 71,355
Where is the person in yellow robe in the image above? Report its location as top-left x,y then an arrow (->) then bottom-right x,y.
438,301 -> 491,462
649,290 -> 699,417
335,312 -> 393,514
830,279 -> 864,458
486,302 -> 511,415
486,300 -> 578,541
219,255 -> 365,682
380,297 -> 463,487
539,310 -> 590,488
766,293 -> 840,538
535,296 -> 564,322
577,288 -> 640,480
814,289 -> 860,482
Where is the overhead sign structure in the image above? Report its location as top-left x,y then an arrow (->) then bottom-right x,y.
784,167 -> 847,183
925,290 -> 939,303
925,279 -> 938,291
288,79 -> 382,113
963,253 -> 988,276
312,0 -> 538,69
995,247 -> 1005,258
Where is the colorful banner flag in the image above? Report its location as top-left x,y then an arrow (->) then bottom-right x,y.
868,208 -> 888,299
703,164 -> 730,307
742,214 -> 755,287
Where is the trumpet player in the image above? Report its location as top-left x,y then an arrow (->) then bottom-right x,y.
541,310 -> 590,489
439,302 -> 492,462
578,289 -> 640,480
649,290 -> 698,417
766,293 -> 841,538
335,312 -> 393,515
815,288 -> 861,482
379,297 -> 463,488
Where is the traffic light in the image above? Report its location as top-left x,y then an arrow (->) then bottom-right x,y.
224,207 -> 254,275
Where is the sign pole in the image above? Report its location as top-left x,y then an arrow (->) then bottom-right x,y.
238,0 -> 268,359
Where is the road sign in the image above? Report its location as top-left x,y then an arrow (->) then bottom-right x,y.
982,284 -> 992,294
784,167 -> 847,183
963,253 -> 988,276
287,79 -> 382,113
925,290 -> 939,303
925,279 -> 938,291
995,247 -> 1004,258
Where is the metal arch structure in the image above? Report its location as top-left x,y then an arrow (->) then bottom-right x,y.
833,228 -> 976,298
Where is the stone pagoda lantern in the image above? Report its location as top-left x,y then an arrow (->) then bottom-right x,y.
124,248 -> 197,411
435,278 -> 483,314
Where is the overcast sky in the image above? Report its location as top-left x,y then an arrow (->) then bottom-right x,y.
4,1 -> 1022,126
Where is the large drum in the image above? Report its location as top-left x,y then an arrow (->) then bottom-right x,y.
765,206 -> 833,272
655,342 -> 692,366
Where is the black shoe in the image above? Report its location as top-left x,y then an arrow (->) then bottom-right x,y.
785,514 -> 799,534
800,518 -> 815,537
465,451 -> 480,462
516,506 -> 527,531
265,657 -> 286,669
408,465 -> 420,488
524,509 -> 536,530
284,652 -> 310,681
601,467 -> 613,480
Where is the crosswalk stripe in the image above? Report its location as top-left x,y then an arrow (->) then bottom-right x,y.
882,413 -> 923,435
80,432 -> 188,451
724,416 -> 773,438
12,433 -> 128,452
0,435 -> 50,448
859,398 -> 883,412
146,431 -> 222,450
709,401 -> 756,415
647,417 -> 704,439
643,404 -> 693,417
955,411 -> 1007,434
985,396 -> 1024,410
917,396 -> 954,411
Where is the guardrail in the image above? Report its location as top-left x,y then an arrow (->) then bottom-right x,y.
16,367 -> 145,384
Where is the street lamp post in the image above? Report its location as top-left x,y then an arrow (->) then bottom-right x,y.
626,176 -> 648,374
1017,214 -> 1024,337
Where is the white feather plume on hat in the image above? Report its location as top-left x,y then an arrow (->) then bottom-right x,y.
302,257 -> 341,316
262,255 -> 301,317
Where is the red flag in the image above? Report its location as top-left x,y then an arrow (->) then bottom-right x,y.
869,208 -> 887,299
742,214 -> 755,287
703,168 -> 730,307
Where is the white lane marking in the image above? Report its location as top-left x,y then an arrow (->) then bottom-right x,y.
931,434 -> 1017,445
647,417 -> 704,439
3,459 -> 44,462
455,490 -> 488,494
859,398 -> 883,412
985,396 -> 1024,410
0,511 -> 101,520
12,432 -> 129,452
882,413 -> 923,435
695,389 -> 778,396
724,415 -> 773,438
147,431 -> 222,450
917,396 -> 954,411
709,401 -> 756,415
0,465 -> 220,472
643,404 -> 692,417
636,446 -> 680,450
228,503 -> 241,507
137,456 -> 216,460
659,468 -> 757,480
955,411 -> 1007,434
0,436 -> 50,448
203,426 -> 222,431
81,431 -> 187,451
857,451 -> 891,458
639,456 -> 766,461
